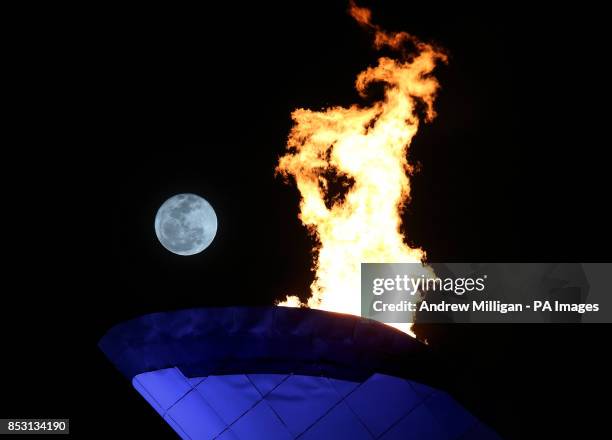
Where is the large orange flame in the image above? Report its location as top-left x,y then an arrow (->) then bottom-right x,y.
277,2 -> 446,334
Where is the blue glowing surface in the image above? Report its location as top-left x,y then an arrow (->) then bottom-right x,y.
100,307 -> 501,439
133,368 -> 499,440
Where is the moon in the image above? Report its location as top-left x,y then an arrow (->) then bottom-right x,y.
154,193 -> 217,256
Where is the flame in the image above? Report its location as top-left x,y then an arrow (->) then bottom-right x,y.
276,2 -> 446,335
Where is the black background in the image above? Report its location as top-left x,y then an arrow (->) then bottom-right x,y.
2,1 -> 610,438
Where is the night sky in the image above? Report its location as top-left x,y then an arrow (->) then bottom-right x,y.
2,1 -> 610,438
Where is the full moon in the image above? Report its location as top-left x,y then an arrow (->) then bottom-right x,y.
154,193 -> 217,256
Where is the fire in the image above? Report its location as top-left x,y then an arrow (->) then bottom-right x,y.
276,1 -> 446,334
